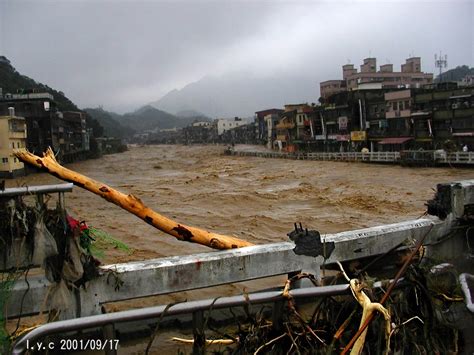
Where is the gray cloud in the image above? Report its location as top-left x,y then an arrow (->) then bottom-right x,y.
1,0 -> 472,113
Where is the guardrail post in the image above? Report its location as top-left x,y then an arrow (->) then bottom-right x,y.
271,299 -> 286,332
192,310 -> 205,355
102,323 -> 117,355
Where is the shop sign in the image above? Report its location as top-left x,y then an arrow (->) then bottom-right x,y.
350,131 -> 367,141
338,116 -> 348,130
337,134 -> 350,141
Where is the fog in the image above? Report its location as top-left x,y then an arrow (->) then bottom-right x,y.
1,0 -> 472,114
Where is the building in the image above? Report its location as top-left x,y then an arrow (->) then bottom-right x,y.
320,57 -> 433,99
264,113 -> 281,149
272,104 -> 313,152
0,92 -> 57,155
374,90 -> 414,151
192,121 -> 212,127
0,92 -> 90,162
254,109 -> 284,142
61,111 -> 90,160
216,118 -> 248,136
411,84 -> 474,149
0,109 -> 27,178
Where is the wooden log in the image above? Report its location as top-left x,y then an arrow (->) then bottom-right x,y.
14,148 -> 254,250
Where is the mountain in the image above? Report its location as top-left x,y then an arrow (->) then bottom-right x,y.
150,72 -> 318,118
86,105 -> 208,135
435,65 -> 474,83
0,56 -> 104,137
84,107 -> 135,138
117,105 -> 207,132
176,109 -> 208,119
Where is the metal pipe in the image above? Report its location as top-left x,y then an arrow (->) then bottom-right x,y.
0,183 -> 73,197
12,284 -> 350,355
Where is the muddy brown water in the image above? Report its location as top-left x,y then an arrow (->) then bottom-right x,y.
6,144 -> 474,353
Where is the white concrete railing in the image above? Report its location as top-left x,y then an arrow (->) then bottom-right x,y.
232,150 -> 401,163
231,150 -> 474,165
434,151 -> 474,164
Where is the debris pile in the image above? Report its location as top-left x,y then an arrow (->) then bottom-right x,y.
167,263 -> 465,354
0,192 -> 127,352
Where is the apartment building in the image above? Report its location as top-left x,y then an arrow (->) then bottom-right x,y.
0,110 -> 27,178
216,118 -> 247,136
320,57 -> 433,99
0,93 -> 90,162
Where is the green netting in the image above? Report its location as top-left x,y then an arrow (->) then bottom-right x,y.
87,227 -> 132,256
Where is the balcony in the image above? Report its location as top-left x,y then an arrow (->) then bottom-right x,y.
9,132 -> 26,140
386,109 -> 411,119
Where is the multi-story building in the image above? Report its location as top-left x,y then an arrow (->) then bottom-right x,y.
0,92 -> 57,155
275,110 -> 296,152
412,84 -> 474,149
366,84 -> 474,151
216,118 -> 248,136
254,109 -> 284,142
0,109 -> 27,178
264,113 -> 281,149
320,57 -> 433,99
0,92 -> 90,162
62,111 -> 89,158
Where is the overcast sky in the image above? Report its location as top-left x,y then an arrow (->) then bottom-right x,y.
0,0 -> 472,113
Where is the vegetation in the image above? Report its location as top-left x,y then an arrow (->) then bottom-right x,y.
435,65 -> 474,83
0,56 -> 104,138
84,107 -> 134,138
120,105 -> 204,132
86,105 -> 210,138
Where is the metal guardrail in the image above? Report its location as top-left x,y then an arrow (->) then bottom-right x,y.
12,283 -> 357,355
0,183 -> 73,197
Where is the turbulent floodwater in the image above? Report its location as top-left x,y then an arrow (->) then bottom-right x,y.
7,144 -> 474,264
6,145 -> 474,353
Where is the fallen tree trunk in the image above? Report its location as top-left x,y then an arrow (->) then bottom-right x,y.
15,148 -> 254,250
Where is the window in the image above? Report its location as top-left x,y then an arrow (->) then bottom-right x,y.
14,158 -> 17,163
2,158 -> 8,163
11,142 -> 15,148
17,142 -> 20,148
392,102 -> 397,111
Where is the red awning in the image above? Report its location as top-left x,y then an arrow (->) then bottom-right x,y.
378,137 -> 413,145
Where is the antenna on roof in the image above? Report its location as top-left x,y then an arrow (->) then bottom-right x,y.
435,51 -> 448,82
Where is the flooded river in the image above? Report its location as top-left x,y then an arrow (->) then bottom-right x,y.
7,144 -> 474,263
